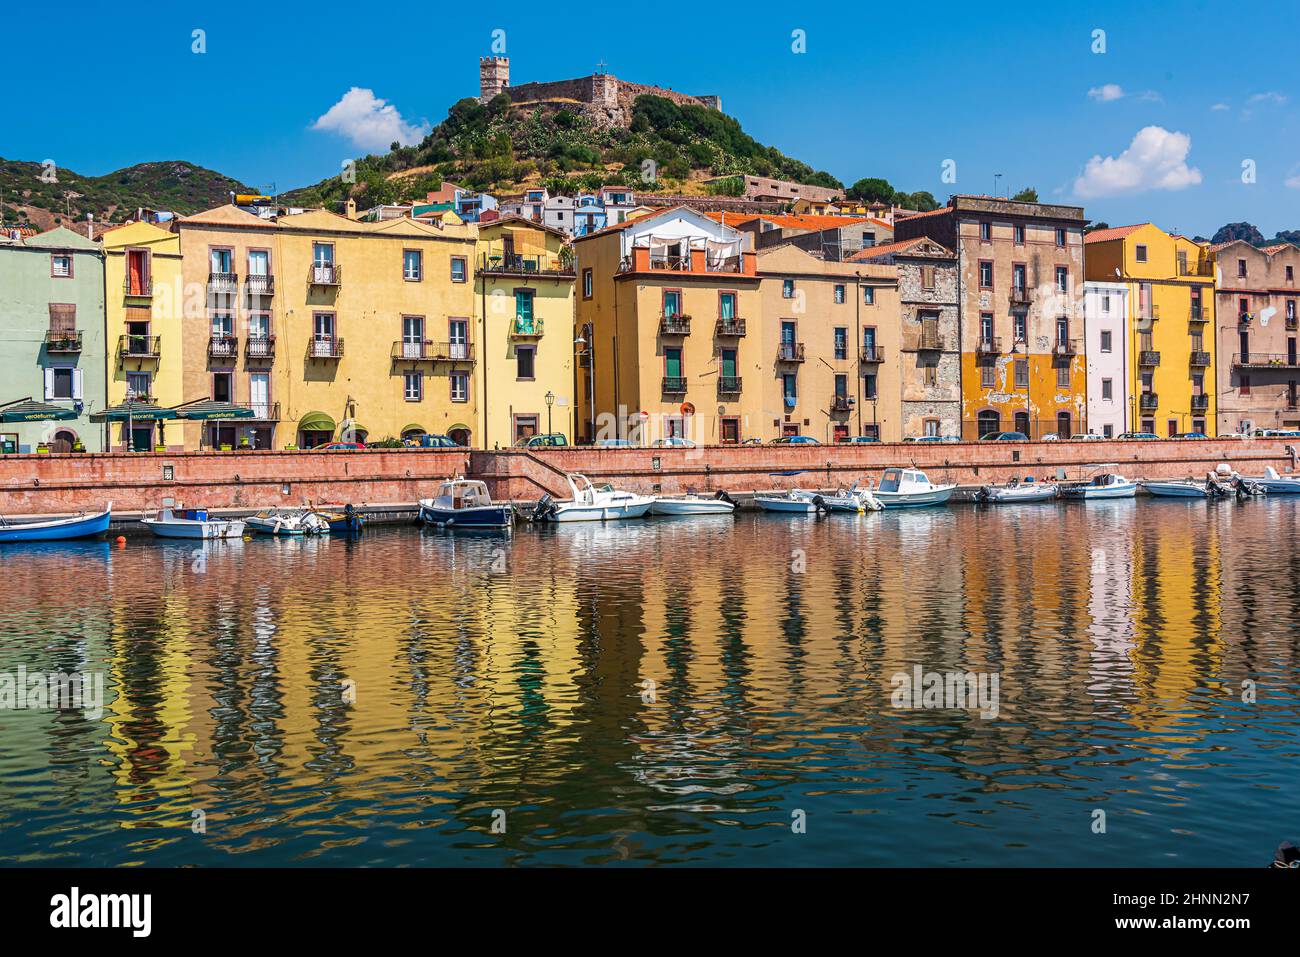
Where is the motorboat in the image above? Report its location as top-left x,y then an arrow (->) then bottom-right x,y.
754,491 -> 822,514
1140,479 -> 1211,499
1059,473 -> 1137,500
872,468 -> 956,509
317,504 -> 366,535
532,474 -> 653,523
975,478 -> 1058,504
793,482 -> 883,512
245,507 -> 330,536
0,503 -> 112,543
141,507 -> 246,539
419,479 -> 514,528
1250,466 -> 1300,494
649,491 -> 736,516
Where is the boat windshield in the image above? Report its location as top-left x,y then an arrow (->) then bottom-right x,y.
879,469 -> 902,492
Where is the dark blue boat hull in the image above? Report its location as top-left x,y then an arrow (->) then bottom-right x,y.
418,504 -> 513,528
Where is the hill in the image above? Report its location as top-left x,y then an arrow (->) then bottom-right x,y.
0,158 -> 249,231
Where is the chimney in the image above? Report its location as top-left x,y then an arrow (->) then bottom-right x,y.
87,213 -> 94,240
345,198 -> 358,220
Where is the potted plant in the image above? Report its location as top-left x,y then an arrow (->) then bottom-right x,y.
238,437 -> 252,450
35,442 -> 50,455
285,443 -> 298,450
71,441 -> 85,453
220,443 -> 233,451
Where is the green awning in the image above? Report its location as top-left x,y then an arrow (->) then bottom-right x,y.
400,423 -> 426,435
90,401 -> 178,423
338,420 -> 368,439
298,411 -> 335,433
172,400 -> 256,420
0,399 -> 78,423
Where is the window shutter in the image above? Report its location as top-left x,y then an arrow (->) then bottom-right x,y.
73,369 -> 84,400
44,368 -> 54,399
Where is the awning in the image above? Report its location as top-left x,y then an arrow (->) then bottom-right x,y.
0,399 -> 78,423
90,401 -> 178,422
400,423 -> 426,435
298,411 -> 335,433
172,400 -> 256,420
338,420 -> 368,438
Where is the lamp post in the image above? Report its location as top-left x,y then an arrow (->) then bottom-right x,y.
544,390 -> 554,437
575,335 -> 595,443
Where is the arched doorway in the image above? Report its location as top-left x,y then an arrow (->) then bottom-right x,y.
448,427 -> 472,447
977,410 -> 1000,438
1013,411 -> 1030,436
50,429 -> 77,453
1056,412 -> 1071,439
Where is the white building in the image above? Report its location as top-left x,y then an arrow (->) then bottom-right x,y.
1084,281 -> 1130,437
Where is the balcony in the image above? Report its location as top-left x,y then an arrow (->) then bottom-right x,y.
1189,351 -> 1211,368
829,396 -> 852,413
1233,353 -> 1300,370
715,317 -> 747,337
1053,338 -> 1079,357
1191,394 -> 1210,412
860,346 -> 885,363
207,272 -> 238,296
617,246 -> 754,277
776,342 -> 806,363
662,376 -> 688,394
119,334 -> 161,359
717,376 -> 742,396
309,263 -> 341,286
245,335 -> 276,360
1139,350 -> 1161,367
660,314 -> 692,335
509,317 -> 545,340
1188,308 -> 1208,324
208,335 -> 238,360
1139,305 -> 1160,322
245,275 -> 275,298
1009,285 -> 1033,305
1288,316 -> 1298,331
480,253 -> 574,277
44,330 -> 82,352
392,341 -> 476,363
307,338 -> 344,359
1177,261 -> 1215,277
123,276 -> 152,297
975,336 -> 1001,355
1140,392 -> 1159,411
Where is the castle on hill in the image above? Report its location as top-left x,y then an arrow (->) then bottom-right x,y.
478,56 -> 721,126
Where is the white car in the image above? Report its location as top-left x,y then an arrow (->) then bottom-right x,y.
1069,433 -> 1105,441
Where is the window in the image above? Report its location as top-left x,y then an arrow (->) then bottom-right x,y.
663,290 -> 682,317
1135,244 -> 1148,263
450,256 -> 467,282
923,418 -> 940,437
126,372 -> 151,400
1057,363 -> 1070,387
516,345 -> 536,380
51,253 -> 72,277
1014,360 -> 1029,387
404,371 -> 422,402
48,303 -> 75,334
449,319 -> 469,359
664,347 -> 682,382
1102,378 -> 1113,400
582,268 -> 593,298
1237,258 -> 1247,278
923,363 -> 937,387
980,362 -> 995,388
210,247 -> 233,274
1014,314 -> 1027,342
403,249 -> 422,281
721,418 -> 740,444
1055,228 -> 1066,247
980,313 -> 993,341
1100,330 -> 1112,352
450,372 -> 469,402
862,286 -> 875,305
782,373 -> 798,402
1103,424 -> 1114,439
1013,224 -> 1025,245
719,291 -> 736,318
1055,266 -> 1068,292
921,266 -> 935,290
862,326 -> 877,358
1012,264 -> 1027,290
980,221 -> 991,241
248,249 -> 270,276
211,371 -> 233,403
834,327 -> 847,360
979,261 -> 993,288
782,279 -> 795,299
834,373 -> 848,399
1102,293 -> 1111,313
863,373 -> 877,399
1287,265 -> 1295,282
45,367 -> 76,400
312,242 -> 334,265
514,289 -> 535,333
834,284 -> 845,304
1240,375 -> 1251,396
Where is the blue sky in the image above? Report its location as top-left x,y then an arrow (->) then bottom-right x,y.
4,1 -> 1297,236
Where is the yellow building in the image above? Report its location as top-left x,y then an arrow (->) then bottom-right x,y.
1085,223 -> 1217,436
101,221 -> 184,450
476,217 -> 576,446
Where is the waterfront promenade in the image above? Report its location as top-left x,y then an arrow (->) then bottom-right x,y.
0,437 -> 1295,517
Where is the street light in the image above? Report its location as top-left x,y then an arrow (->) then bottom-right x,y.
544,390 -> 554,436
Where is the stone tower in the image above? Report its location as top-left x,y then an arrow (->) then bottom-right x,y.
480,56 -> 509,101
589,72 -> 618,109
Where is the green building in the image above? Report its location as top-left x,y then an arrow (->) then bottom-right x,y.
0,226 -> 107,452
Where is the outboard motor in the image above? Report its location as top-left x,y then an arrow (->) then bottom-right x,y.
530,494 -> 554,523
811,495 -> 828,512
1271,841 -> 1300,868
714,489 -> 736,505
976,485 -> 992,504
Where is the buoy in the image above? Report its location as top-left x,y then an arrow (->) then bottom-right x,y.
115,535 -> 126,548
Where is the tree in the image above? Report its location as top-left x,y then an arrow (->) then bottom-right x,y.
1011,187 -> 1038,202
846,177 -> 895,204
1085,221 -> 1110,233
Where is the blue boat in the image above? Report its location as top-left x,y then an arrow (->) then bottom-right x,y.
0,503 -> 112,542
320,504 -> 366,535
418,480 -> 513,529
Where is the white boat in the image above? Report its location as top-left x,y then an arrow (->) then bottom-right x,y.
418,479 -> 514,528
754,491 -> 822,514
793,482 -> 883,512
976,479 -> 1058,504
1059,473 -> 1137,500
245,507 -> 330,536
873,468 -> 956,509
534,473 -> 654,522
649,492 -> 736,516
1251,466 -> 1300,494
142,507 -> 246,539
1140,480 -> 1210,499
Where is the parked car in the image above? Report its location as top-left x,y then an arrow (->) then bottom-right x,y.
316,442 -> 366,451
1069,433 -> 1105,441
597,438 -> 634,448
1039,433 -> 1061,441
1117,431 -> 1161,440
839,436 -> 881,444
1176,432 -> 1210,439
904,435 -> 959,443
771,435 -> 820,445
405,433 -> 458,448
651,436 -> 697,448
979,431 -> 1029,442
515,433 -> 568,448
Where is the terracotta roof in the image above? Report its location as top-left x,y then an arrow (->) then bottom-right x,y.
893,206 -> 949,220
846,237 -> 931,261
1260,243 -> 1293,255
1083,223 -> 1150,243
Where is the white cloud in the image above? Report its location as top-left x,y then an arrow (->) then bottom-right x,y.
311,88 -> 429,151
1210,102 -> 1230,112
1088,84 -> 1125,102
1247,91 -> 1287,106
1286,168 -> 1300,190
1073,126 -> 1203,199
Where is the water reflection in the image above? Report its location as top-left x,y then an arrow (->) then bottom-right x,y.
0,501 -> 1297,866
